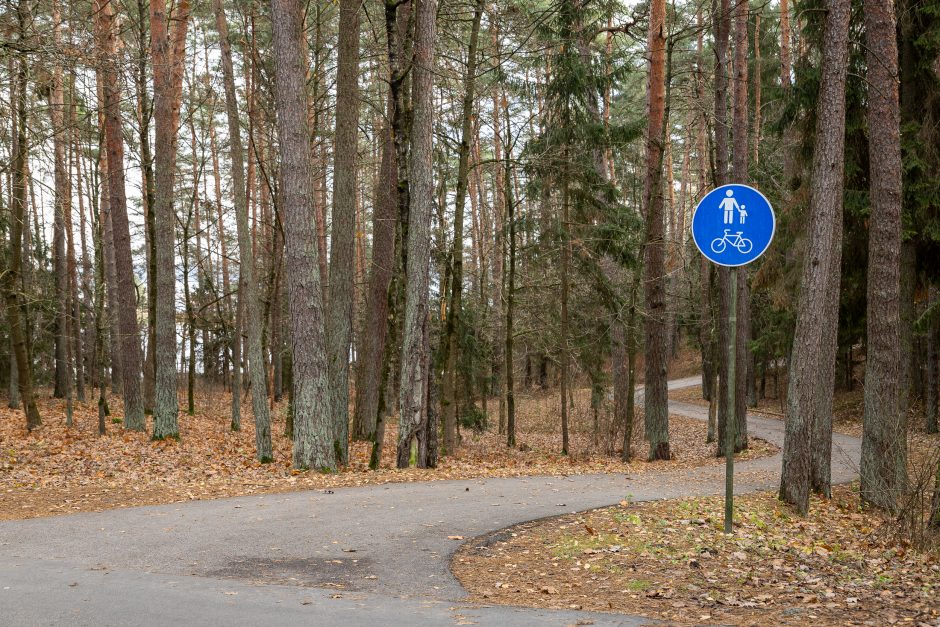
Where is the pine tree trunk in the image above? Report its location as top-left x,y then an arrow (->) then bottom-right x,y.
490,31 -> 506,437
94,82 -> 122,392
927,286 -> 938,434
327,0 -> 362,465
2,13 -> 41,430
182,211 -> 196,417
352,106 -> 397,442
50,6 -> 71,410
753,13 -> 762,166
93,176 -> 110,433
367,0 -> 414,469
213,0 -> 272,460
779,0 -> 851,514
74,113 -> 97,393
136,0 -> 157,415
95,0 -> 145,431
731,0 -> 749,452
611,317 -> 629,456
231,279 -> 243,432
930,455 -> 940,528
713,0 -> 732,456
441,0 -> 484,455
66,74 -> 85,404
560,155 -> 571,456
271,0 -> 334,470
860,0 -> 907,512
150,0 -> 191,439
643,0 -> 670,461
397,0 -> 438,468
780,0 -> 792,87
504,109 -> 517,450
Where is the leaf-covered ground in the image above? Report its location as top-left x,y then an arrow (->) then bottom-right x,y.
0,385 -> 775,520
453,485 -> 940,626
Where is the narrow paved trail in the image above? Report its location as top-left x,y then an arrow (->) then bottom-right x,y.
0,377 -> 861,626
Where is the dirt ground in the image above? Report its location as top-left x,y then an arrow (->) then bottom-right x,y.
0,377 -> 775,521
453,376 -> 940,626
453,485 -> 940,626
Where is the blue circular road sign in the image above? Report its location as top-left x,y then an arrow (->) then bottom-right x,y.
691,184 -> 775,267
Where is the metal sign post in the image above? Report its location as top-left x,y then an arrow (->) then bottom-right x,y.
724,269 -> 737,534
691,184 -> 775,535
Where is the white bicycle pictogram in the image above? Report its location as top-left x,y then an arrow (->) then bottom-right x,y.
710,229 -> 753,254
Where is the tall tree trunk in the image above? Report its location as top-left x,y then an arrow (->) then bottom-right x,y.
397,0 -> 438,468
779,0 -> 851,514
927,286 -> 938,435
441,0 -> 484,455
272,0 -> 334,470
327,0 -> 362,466
137,0 -> 157,415
696,5 -> 718,435
931,456 -> 940,528
504,107 -> 516,450
231,279 -> 243,432
93,169 -> 110,434
94,80 -> 122,392
182,210 -> 196,416
560,152 -> 571,456
713,0 -> 732,457
643,0 -> 670,461
352,106 -> 397,442
731,0 -> 749,452
366,0 -> 414,469
2,8 -> 41,429
66,73 -> 85,404
212,0 -> 273,460
50,2 -> 72,420
95,0 -> 145,431
150,0 -> 191,439
753,12 -> 762,166
490,21 -> 506,437
210,119 -> 234,405
860,0 -> 906,512
780,0 -> 792,87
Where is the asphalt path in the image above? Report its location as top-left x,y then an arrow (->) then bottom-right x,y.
0,376 -> 862,626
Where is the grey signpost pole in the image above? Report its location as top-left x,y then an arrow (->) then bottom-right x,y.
724,268 -> 737,534
691,184 -> 774,536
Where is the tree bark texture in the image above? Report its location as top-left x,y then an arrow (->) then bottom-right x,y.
50,6 -> 71,415
504,112 -> 517,450
150,0 -> 191,439
779,0 -> 851,514
731,0 -> 749,452
213,0 -> 272,460
272,0 -> 335,470
643,0 -> 670,461
860,0 -> 907,512
352,106 -> 397,442
441,0 -> 484,455
95,0 -> 145,431
927,286 -> 938,434
327,0 -> 361,465
2,16 -> 41,429
712,0 -> 733,458
397,0 -> 438,468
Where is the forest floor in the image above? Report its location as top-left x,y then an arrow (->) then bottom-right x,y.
0,381 -> 775,521
452,485 -> 940,626
453,383 -> 940,626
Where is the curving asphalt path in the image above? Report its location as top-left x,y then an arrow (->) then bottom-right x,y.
0,377 -> 861,626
